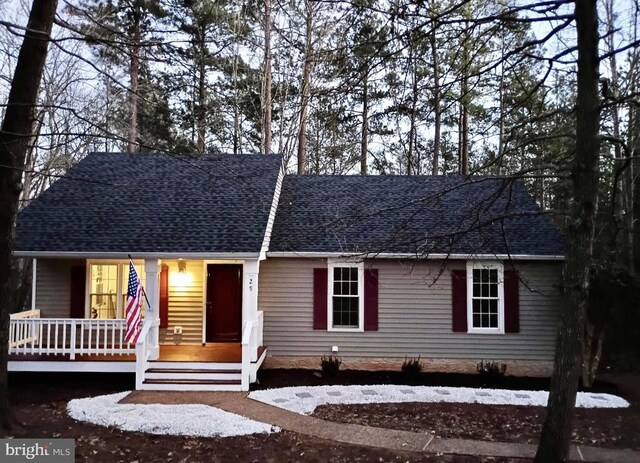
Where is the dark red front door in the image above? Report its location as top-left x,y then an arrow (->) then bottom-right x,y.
206,264 -> 242,342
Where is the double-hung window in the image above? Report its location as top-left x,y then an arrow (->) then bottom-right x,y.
88,261 -> 145,319
328,261 -> 364,331
467,261 -> 504,334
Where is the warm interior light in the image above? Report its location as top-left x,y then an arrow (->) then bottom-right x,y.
173,259 -> 191,287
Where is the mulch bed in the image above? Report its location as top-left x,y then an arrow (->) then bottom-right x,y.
255,369 -> 640,451
6,372 -> 525,462
254,368 -> 620,394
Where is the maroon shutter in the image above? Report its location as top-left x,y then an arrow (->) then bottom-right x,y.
313,268 -> 328,330
159,264 -> 169,328
364,268 -> 379,331
69,265 -> 86,319
451,270 -> 467,332
504,269 -> 520,333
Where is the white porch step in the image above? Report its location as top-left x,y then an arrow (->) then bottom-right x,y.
147,361 -> 241,370
142,361 -> 242,391
145,368 -> 240,381
140,379 -> 242,391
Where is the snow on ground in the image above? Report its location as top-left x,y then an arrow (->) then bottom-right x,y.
68,392 -> 279,437
249,385 -> 630,415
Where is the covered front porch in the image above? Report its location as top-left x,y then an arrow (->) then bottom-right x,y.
8,257 -> 267,391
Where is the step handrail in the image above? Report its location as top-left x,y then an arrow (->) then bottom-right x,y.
10,309 -> 41,319
240,319 -> 255,391
135,319 -> 156,389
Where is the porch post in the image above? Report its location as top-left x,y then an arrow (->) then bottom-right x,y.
144,258 -> 160,360
242,260 -> 259,326
31,258 -> 37,311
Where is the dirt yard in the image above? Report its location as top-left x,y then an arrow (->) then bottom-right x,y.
313,401 -> 640,450
5,369 -> 637,462
6,372 -> 526,462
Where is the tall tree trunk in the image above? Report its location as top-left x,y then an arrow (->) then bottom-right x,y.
459,19 -> 470,176
196,28 -> 206,154
581,321 -> 604,388
0,0 -> 58,429
297,0 -> 313,174
104,73 -> 111,152
535,1 -> 601,461
626,95 -> 638,274
430,28 -> 441,176
634,142 -> 640,274
19,109 -> 45,209
407,45 -> 418,176
604,0 -> 626,266
262,0 -> 272,155
233,108 -> 240,155
460,93 -> 469,174
277,83 -> 288,157
630,6 -> 640,275
127,2 -> 141,152
232,35 -> 241,155
497,51 -> 505,175
361,69 -> 369,176
538,175 -> 546,210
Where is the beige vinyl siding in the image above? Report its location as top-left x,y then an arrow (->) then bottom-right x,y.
258,258 -> 562,361
35,259 -> 82,318
159,259 -> 203,344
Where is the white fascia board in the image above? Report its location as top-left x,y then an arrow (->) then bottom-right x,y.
14,251 -> 260,260
259,158 -> 286,261
266,251 -> 565,261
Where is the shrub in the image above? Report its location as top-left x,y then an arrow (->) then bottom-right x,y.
320,355 -> 342,376
477,360 -> 507,381
401,356 -> 423,377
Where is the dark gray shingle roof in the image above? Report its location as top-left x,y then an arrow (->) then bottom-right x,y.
269,175 -> 564,256
16,153 -> 564,257
15,152 -> 283,254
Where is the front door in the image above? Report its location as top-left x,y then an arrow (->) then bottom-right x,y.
206,264 -> 242,342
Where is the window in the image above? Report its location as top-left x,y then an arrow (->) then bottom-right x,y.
88,261 -> 145,319
328,261 -> 364,331
467,261 -> 504,334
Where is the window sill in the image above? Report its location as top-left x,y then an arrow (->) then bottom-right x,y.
467,328 -> 504,335
328,326 -> 364,333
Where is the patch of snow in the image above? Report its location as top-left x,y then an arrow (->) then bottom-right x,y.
248,385 -> 630,415
68,392 -> 279,437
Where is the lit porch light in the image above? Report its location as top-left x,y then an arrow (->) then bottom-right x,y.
173,259 -> 191,287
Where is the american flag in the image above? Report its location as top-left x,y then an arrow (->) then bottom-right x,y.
125,261 -> 143,343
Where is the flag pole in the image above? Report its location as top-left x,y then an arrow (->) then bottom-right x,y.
128,254 -> 151,309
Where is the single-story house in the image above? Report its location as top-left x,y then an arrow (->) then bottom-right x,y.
10,152 -> 565,391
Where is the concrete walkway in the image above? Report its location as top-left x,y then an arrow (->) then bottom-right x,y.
122,391 -> 640,462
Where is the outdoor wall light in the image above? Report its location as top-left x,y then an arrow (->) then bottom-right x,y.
173,259 -> 191,287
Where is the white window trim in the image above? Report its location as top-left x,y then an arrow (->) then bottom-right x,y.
466,261 -> 505,334
327,260 -> 365,332
85,260 -> 145,319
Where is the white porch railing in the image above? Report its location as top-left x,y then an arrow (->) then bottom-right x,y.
241,310 -> 264,391
10,309 -> 41,319
9,310 -> 41,348
9,314 -> 135,359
